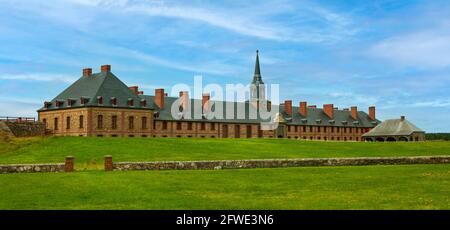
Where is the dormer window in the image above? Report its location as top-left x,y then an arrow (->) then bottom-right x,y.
67,99 -> 75,107
353,121 -> 360,125
341,120 -> 348,125
80,97 -> 88,105
301,119 -> 307,123
44,101 -> 51,109
153,111 -> 160,118
127,98 -> 134,107
97,96 -> 103,105
110,97 -> 117,106
140,99 -> 147,107
316,119 -> 322,124
329,120 -> 335,124
55,100 -> 63,107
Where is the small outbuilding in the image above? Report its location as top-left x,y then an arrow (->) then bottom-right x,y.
362,116 -> 425,142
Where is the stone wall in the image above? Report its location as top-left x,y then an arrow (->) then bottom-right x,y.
111,156 -> 450,171
0,163 -> 65,173
1,121 -> 45,137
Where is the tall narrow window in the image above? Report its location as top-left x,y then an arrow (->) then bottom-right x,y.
43,118 -> 47,128
142,117 -> 147,129
112,115 -> 117,129
176,122 -> 182,130
97,115 -> 103,129
295,126 -> 298,132
258,125 -> 263,138
302,126 -> 306,132
187,122 -> 192,130
66,116 -> 71,129
309,126 -> 313,132
54,117 -> 58,130
153,121 -> 156,129
79,115 -> 84,128
246,125 -> 252,138
211,123 -> 215,131
200,123 -> 205,130
97,96 -> 103,105
128,116 -> 134,129
162,121 -> 168,130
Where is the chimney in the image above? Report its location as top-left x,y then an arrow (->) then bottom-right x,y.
323,104 -> 334,118
284,100 -> 292,116
154,88 -> 164,109
351,106 -> 358,120
308,105 -> 317,109
400,116 -> 405,121
369,106 -> 376,120
180,91 -> 189,110
202,93 -> 210,113
83,68 -> 92,77
129,86 -> 139,95
299,101 -> 307,117
101,64 -> 111,73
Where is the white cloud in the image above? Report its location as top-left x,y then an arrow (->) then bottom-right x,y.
0,73 -> 77,83
369,29 -> 450,69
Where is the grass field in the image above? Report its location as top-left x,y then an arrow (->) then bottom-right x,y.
0,164 -> 449,209
1,136 -> 450,170
1,136 -> 449,209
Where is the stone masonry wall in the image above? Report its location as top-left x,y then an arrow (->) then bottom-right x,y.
1,121 -> 45,137
112,156 -> 450,171
0,163 -> 65,173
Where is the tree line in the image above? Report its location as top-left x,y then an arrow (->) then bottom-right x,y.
426,133 -> 450,141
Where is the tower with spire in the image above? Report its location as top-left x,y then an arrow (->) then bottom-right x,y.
250,50 -> 265,102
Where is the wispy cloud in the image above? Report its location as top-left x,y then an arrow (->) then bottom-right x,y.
0,73 -> 77,83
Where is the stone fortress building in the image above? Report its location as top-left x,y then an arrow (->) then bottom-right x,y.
37,51 -> 424,141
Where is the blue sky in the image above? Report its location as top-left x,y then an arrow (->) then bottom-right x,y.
0,0 -> 450,132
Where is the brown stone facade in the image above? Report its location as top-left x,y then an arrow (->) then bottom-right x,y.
38,107 -> 154,137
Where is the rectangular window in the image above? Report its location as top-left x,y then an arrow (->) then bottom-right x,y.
331,127 -> 334,133
187,122 -> 192,130
211,123 -> 215,130
309,126 -> 313,132
162,121 -> 168,130
295,126 -> 298,132
153,121 -> 156,129
142,117 -> 147,129
258,125 -> 263,138
176,122 -> 182,130
66,116 -> 71,129
288,126 -> 291,132
79,115 -> 84,128
302,126 -> 306,132
128,116 -> 134,129
54,117 -> 58,130
112,115 -> 117,129
200,123 -> 205,130
246,125 -> 252,138
97,115 -> 103,129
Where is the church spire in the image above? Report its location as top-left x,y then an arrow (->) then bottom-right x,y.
252,50 -> 264,84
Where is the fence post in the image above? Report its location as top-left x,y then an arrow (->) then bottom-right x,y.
104,155 -> 113,171
65,156 -> 74,172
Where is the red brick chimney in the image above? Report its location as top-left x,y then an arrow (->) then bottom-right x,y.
129,86 -> 139,95
299,101 -> 307,117
284,100 -> 292,116
202,93 -> 210,112
83,68 -> 92,77
323,104 -> 334,118
101,64 -> 111,73
308,105 -> 317,108
351,106 -> 358,120
180,91 -> 189,110
369,106 -> 376,120
154,88 -> 164,109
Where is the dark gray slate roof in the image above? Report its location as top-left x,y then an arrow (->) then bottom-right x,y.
143,95 -> 379,127
362,118 -> 424,137
38,71 -> 152,111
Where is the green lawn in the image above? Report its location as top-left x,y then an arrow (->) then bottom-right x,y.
0,164 -> 449,209
1,136 -> 450,170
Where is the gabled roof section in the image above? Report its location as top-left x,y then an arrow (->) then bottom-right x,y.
38,71 -> 152,111
362,118 -> 424,137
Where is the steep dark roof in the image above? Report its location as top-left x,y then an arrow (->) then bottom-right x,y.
143,95 -> 379,127
251,50 -> 264,85
38,71 -> 152,111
